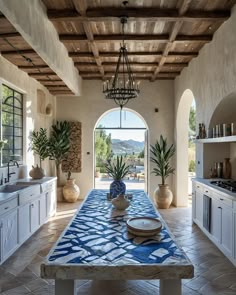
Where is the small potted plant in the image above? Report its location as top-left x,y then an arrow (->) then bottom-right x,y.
105,155 -> 131,198
29,128 -> 49,179
150,135 -> 175,209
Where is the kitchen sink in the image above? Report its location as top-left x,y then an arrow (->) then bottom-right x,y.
0,184 -> 29,193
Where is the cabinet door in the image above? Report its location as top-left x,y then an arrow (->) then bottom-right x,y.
196,190 -> 203,225
18,203 -> 31,243
234,212 -> 236,259
192,190 -> 196,220
211,198 -> 222,243
30,199 -> 40,234
39,194 -> 47,226
1,209 -> 18,261
46,190 -> 56,218
222,205 -> 233,256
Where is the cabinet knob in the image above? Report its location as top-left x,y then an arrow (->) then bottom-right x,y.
218,206 -> 222,209
4,206 -> 9,210
0,222 -> 2,229
220,198 -> 224,201
205,190 -> 208,193
31,204 -> 34,208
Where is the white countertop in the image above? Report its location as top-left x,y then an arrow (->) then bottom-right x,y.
0,177 -> 56,204
192,178 -> 236,200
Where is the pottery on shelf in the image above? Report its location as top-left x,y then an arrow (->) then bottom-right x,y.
223,158 -> 231,179
63,179 -> 80,202
153,184 -> 173,209
111,194 -> 130,210
110,179 -> 126,198
29,165 -> 45,179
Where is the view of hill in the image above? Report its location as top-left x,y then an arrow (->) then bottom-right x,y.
111,139 -> 144,155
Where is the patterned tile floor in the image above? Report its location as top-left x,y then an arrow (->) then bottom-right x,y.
0,201 -> 236,295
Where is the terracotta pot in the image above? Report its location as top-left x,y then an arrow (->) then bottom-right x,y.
63,179 -> 80,202
153,184 -> 173,209
29,165 -> 45,179
111,194 -> 130,210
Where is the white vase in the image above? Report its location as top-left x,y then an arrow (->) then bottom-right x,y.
63,179 -> 80,202
111,194 -> 130,210
153,184 -> 173,209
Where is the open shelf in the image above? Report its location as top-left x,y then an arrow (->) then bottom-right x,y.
195,135 -> 236,143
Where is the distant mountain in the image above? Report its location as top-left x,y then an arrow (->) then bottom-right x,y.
111,139 -> 144,154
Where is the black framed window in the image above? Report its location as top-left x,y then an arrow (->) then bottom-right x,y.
1,84 -> 23,165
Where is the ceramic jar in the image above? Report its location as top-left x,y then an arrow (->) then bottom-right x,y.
63,179 -> 80,202
153,184 -> 173,209
110,179 -> 126,198
111,194 -> 130,210
29,165 -> 45,179
223,158 -> 231,179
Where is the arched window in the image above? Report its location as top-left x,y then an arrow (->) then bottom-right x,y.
1,84 -> 23,165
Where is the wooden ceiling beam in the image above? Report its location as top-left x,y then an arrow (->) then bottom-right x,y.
79,71 -> 180,76
60,34 -> 212,43
18,65 -> 49,69
72,0 -> 104,77
47,8 -> 230,22
0,32 -> 21,38
83,77 -> 174,80
151,0 -> 193,81
69,51 -> 198,58
74,61 -> 188,67
1,49 -> 36,56
28,72 -> 57,77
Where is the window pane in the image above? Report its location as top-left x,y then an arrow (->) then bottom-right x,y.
2,112 -> 13,126
15,137 -> 22,149
14,97 -> 22,108
15,108 -> 22,115
1,85 -> 23,165
2,126 -> 13,136
14,114 -> 22,127
2,104 -> 13,113
2,85 -> 13,100
15,128 -> 23,136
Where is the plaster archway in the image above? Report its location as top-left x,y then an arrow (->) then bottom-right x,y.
175,89 -> 195,207
93,107 -> 149,192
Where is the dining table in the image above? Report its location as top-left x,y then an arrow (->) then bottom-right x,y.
41,189 -> 194,295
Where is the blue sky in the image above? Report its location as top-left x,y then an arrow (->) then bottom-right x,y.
97,110 -> 146,141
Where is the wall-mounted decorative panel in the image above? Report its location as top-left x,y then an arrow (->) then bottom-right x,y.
62,121 -> 82,173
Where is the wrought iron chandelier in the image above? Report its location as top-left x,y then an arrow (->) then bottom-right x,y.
103,6 -> 140,109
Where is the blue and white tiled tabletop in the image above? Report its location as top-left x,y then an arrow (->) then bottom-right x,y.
42,189 -> 193,280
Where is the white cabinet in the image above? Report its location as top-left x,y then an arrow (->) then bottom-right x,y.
0,209 -> 18,262
18,203 -> 30,243
221,205 -> 233,256
195,189 -> 203,226
0,178 -> 56,265
30,198 -> 40,234
211,198 -> 222,243
46,190 -> 56,218
40,194 -> 47,226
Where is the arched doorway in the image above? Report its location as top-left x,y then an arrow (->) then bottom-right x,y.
176,89 -> 196,207
94,108 -> 149,191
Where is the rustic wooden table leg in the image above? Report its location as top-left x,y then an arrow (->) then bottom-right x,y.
160,279 -> 181,295
55,279 -> 75,295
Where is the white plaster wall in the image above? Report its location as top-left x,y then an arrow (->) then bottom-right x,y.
0,55 -> 56,176
56,80 -> 175,199
0,0 -> 82,95
174,5 -> 236,199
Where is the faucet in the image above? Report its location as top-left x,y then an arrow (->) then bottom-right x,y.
6,160 -> 19,183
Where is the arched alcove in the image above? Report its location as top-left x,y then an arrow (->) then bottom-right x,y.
94,108 -> 149,191
209,92 -> 236,128
175,89 -> 195,207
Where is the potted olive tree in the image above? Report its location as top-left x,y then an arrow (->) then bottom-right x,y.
150,135 -> 175,209
48,121 -> 71,187
105,155 -> 131,198
29,128 -> 49,179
